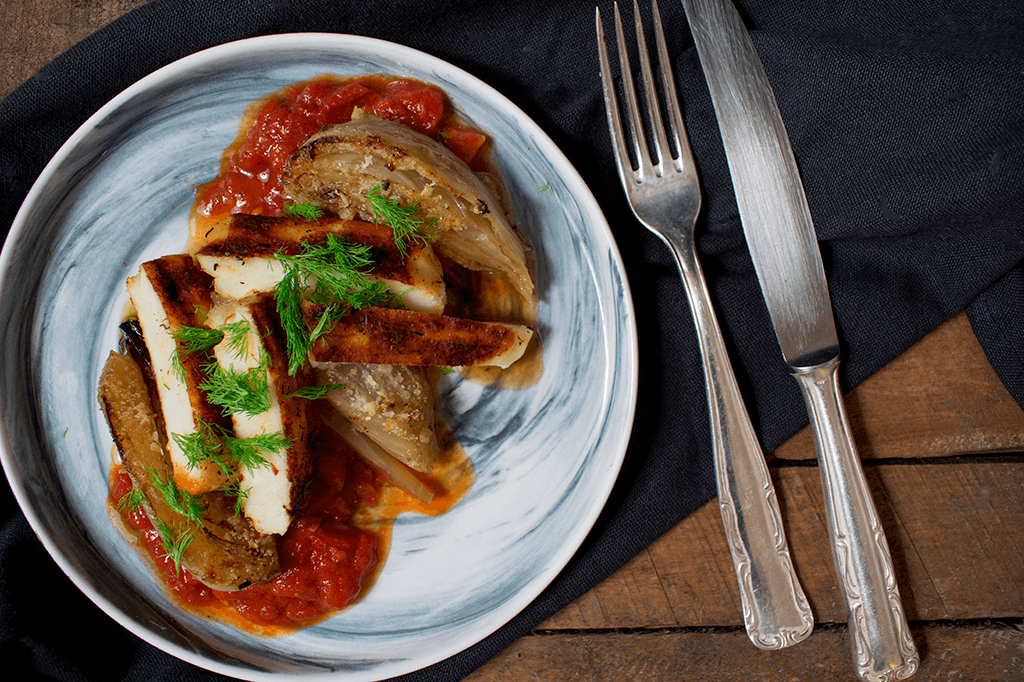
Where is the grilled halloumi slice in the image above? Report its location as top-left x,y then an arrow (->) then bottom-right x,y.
305,305 -> 533,369
205,296 -> 316,535
195,214 -> 446,314
126,256 -> 230,495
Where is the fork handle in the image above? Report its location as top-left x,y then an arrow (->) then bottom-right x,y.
793,359 -> 919,681
664,232 -> 814,649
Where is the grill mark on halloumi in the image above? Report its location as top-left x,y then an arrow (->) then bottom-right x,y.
206,295 -> 317,535
127,256 -> 231,495
195,214 -> 446,314
305,305 -> 533,368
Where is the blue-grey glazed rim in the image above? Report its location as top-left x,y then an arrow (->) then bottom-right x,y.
0,33 -> 638,680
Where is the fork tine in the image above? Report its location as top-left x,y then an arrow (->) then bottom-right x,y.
650,0 -> 696,173
631,0 -> 672,176
612,2 -> 653,181
596,7 -> 638,187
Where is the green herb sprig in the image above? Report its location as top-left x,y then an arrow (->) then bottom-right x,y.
280,383 -> 345,401
117,486 -> 146,514
225,432 -> 293,472
224,481 -> 251,517
366,184 -> 439,256
154,520 -> 193,576
220,319 -> 252,360
283,202 -> 325,219
148,468 -> 205,525
173,420 -> 231,477
199,352 -> 272,418
170,325 -> 225,383
273,234 -> 398,374
173,418 -> 293,478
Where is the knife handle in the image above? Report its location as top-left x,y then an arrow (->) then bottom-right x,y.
666,233 -> 813,649
793,358 -> 920,681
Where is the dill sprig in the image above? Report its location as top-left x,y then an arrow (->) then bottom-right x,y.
199,352 -> 272,417
173,420 -> 232,477
170,325 -> 224,383
173,325 -> 224,354
172,418 -> 292,477
224,432 -> 293,472
223,481 -> 251,517
274,268 -> 310,376
366,184 -> 438,256
280,383 -> 345,401
117,486 -> 146,514
283,201 -> 325,219
273,234 -> 397,375
220,319 -> 252,360
148,468 -> 205,525
154,520 -> 192,576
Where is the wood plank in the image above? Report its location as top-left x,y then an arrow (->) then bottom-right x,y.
543,460 -> 1024,630
467,623 -> 1024,682
775,312 -> 1024,460
0,0 -> 148,100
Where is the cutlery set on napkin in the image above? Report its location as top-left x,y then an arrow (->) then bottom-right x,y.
600,1 -> 919,679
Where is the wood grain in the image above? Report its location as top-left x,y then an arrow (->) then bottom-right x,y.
525,312 -> 1024,679
0,0 -> 148,100
468,623 -> 1024,682
775,312 -> 1024,460
542,460 -> 1024,630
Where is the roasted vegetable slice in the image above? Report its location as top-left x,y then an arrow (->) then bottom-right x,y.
281,114 -> 534,310
317,363 -> 439,473
99,351 -> 279,591
323,410 -> 434,504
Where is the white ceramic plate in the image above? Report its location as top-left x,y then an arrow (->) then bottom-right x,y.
0,34 -> 638,680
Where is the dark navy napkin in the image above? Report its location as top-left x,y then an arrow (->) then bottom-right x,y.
1,1 -> 1022,680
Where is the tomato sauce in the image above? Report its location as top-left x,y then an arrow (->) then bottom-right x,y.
195,74 -> 489,219
110,432 -> 384,629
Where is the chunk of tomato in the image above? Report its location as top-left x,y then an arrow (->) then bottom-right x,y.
372,80 -> 446,136
294,80 -> 376,128
440,122 -> 487,165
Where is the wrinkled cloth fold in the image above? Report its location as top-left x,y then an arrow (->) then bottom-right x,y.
1,1 -> 1022,680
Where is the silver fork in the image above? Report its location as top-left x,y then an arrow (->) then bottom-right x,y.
596,0 -> 814,650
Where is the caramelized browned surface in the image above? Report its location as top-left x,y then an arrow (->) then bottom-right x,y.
248,294 -> 317,511
140,256 -> 228,435
198,214 -> 424,285
98,351 -> 279,590
305,305 -> 520,367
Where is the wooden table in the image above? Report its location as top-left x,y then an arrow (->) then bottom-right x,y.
6,2 -> 1023,679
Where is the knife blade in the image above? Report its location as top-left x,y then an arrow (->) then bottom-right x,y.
681,0 -> 920,679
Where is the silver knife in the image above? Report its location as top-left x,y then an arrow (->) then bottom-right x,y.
681,0 -> 920,679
